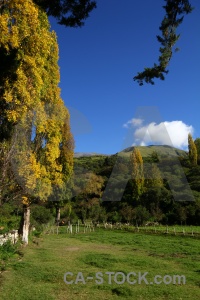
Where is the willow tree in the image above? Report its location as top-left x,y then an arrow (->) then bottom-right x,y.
0,0 -> 74,244
130,148 -> 145,201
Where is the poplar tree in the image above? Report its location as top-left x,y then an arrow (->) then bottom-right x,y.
130,148 -> 144,201
145,163 -> 163,189
0,0 -> 74,243
188,133 -> 197,166
194,138 -> 200,164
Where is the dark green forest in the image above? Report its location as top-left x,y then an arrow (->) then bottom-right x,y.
70,145 -> 200,226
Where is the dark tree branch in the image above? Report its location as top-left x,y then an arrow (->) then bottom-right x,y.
33,0 -> 97,27
134,0 -> 193,86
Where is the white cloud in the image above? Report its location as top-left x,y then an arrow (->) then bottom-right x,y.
123,120 -> 194,149
123,118 -> 143,128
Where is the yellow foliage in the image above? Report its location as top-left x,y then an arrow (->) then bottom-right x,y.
22,196 -> 30,206
7,110 -> 19,122
0,0 -> 74,203
130,148 -> 145,199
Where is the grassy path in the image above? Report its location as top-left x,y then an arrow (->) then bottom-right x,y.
0,229 -> 200,300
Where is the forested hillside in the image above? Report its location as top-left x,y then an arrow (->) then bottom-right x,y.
70,145 -> 200,226
1,144 -> 200,235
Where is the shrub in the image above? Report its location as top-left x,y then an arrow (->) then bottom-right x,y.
30,205 -> 54,227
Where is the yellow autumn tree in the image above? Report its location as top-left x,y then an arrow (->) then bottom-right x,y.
188,133 -> 197,166
130,148 -> 145,201
0,0 -> 74,244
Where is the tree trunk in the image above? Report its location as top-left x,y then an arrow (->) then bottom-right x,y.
56,206 -> 60,225
22,205 -> 30,245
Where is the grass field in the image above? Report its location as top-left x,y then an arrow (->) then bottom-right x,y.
122,225 -> 200,236
0,228 -> 200,300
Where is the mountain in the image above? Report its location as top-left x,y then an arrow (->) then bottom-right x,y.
118,145 -> 188,158
74,152 -> 108,158
74,145 -> 188,159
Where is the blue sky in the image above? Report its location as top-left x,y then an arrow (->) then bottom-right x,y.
49,0 -> 200,155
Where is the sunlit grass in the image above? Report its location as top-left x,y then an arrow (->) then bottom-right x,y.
0,228 -> 199,299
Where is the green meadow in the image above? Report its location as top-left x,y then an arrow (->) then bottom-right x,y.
0,228 -> 200,300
